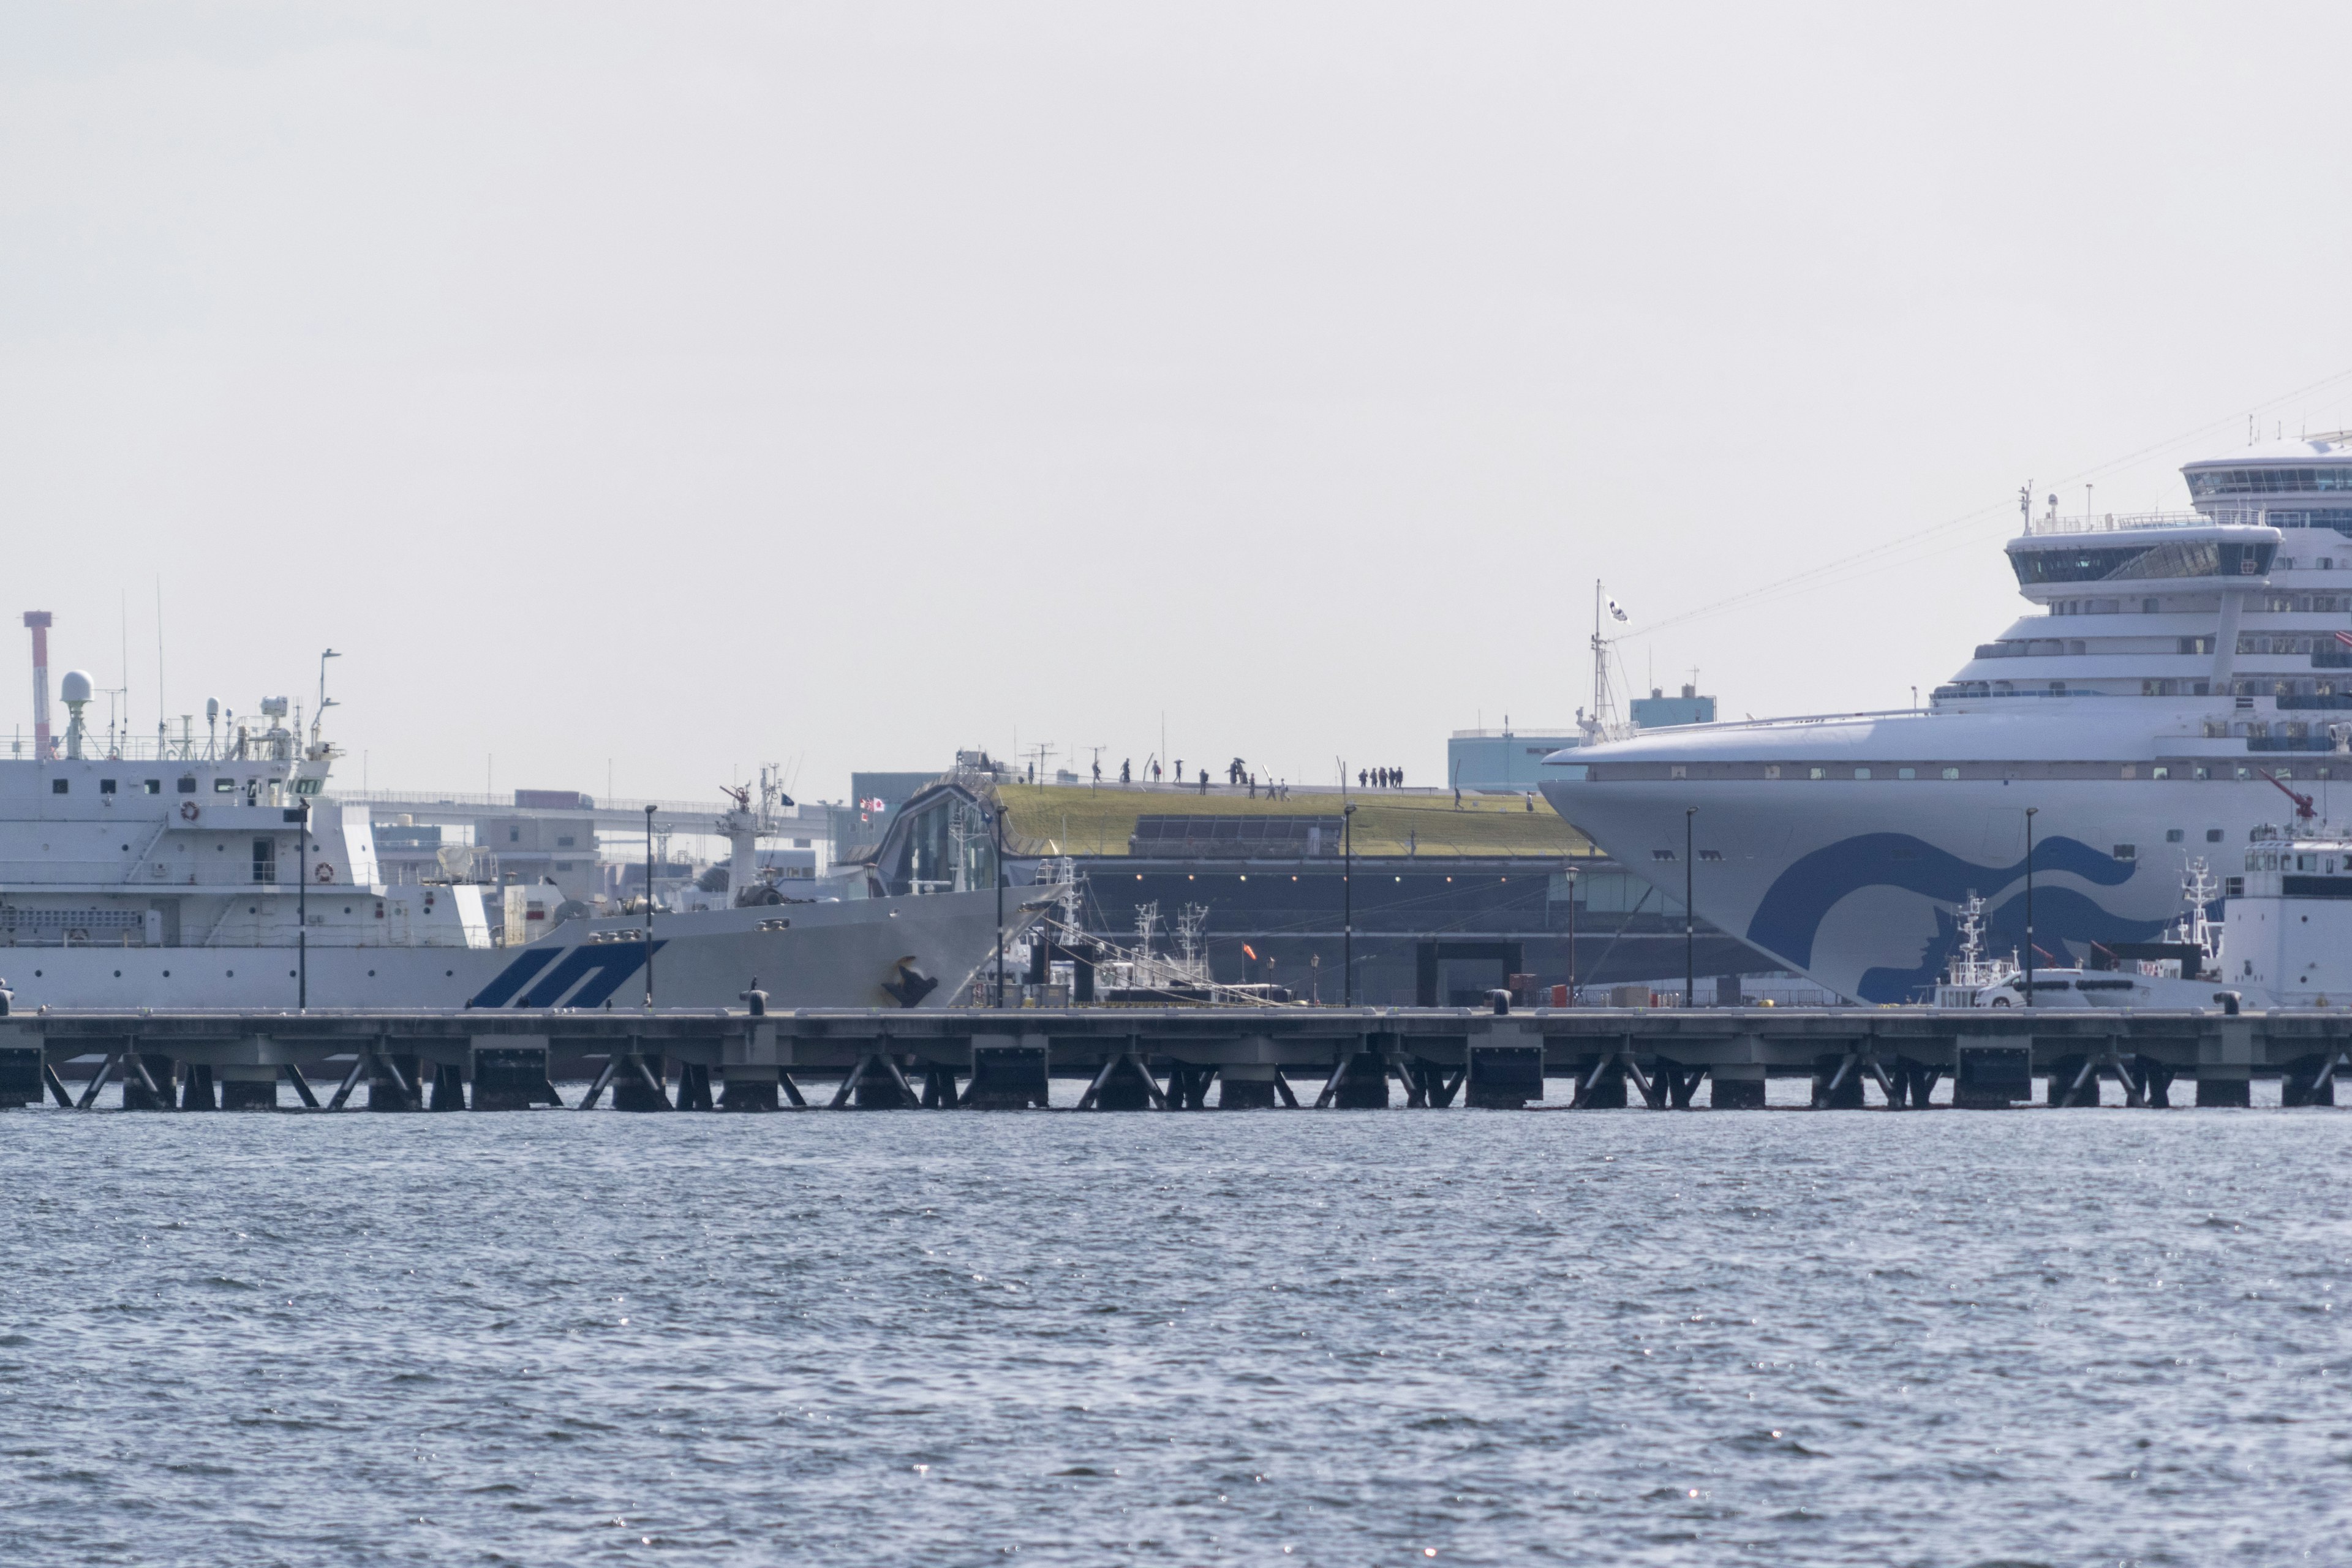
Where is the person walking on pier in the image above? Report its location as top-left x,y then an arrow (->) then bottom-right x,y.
1120,758 -> 1131,784
1357,767 -> 1367,789
1199,767 -> 1209,794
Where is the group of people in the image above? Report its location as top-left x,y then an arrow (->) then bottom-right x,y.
1357,766 -> 1404,789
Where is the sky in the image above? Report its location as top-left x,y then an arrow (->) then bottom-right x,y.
5,2 -> 2352,804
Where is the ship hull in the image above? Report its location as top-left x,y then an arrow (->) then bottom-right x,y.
1541,707 -> 2285,1003
0,888 -> 1027,1012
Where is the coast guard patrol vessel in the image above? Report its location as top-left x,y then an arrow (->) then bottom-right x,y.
1544,438 -> 2352,1005
0,628 -> 1030,1011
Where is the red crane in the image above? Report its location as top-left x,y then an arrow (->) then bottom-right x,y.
2258,768 -> 2316,822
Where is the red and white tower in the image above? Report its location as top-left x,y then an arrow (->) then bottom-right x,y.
22,611 -> 51,759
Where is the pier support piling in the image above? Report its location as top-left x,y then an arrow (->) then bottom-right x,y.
1956,1044 -> 2032,1108
2283,1053 -> 2340,1107
0,1047 -> 39,1108
75,1050 -> 121,1109
367,1053 -> 422,1112
1078,1052 -> 1167,1111
1657,1061 -> 1708,1109
614,1053 -> 674,1112
42,1061 -> 72,1108
916,1063 -> 960,1107
1709,1062 -> 1765,1109
324,1056 -> 367,1110
1219,1062 -> 1280,1109
675,1062 -> 715,1111
963,1035 -> 1049,1109
1809,1051 -> 1866,1109
720,1066 -> 780,1111
2049,1054 -> 2101,1108
282,1062 -> 321,1109
427,1063 -> 467,1111
472,1045 -> 552,1112
218,1065 -> 279,1112
1163,1063 -> 1216,1109
1570,1050 -> 1629,1109
2195,1065 -> 2252,1107
123,1052 -> 176,1111
179,1062 -> 216,1111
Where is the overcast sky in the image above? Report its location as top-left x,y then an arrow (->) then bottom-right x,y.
5,3 -> 2350,803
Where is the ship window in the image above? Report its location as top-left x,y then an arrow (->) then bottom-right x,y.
1853,767 -> 1871,780
557,835 -> 575,847
2209,828 -> 2224,841
2167,829 -> 2184,842
2113,845 -> 2136,861
1669,766 -> 1686,779
1942,767 -> 1959,780
2226,876 -> 2245,897
1652,849 -> 1676,861
50,779 -> 66,794
507,828 -> 520,843
2143,598 -> 2159,613
2152,766 -> 2170,780
99,778 -> 116,794
1698,849 -> 1724,861
214,777 -> 234,793
1898,767 -> 1916,779
176,776 -> 196,793
1809,767 -> 1825,780
143,780 -> 159,794
251,837 -> 277,884
1764,765 -> 1782,780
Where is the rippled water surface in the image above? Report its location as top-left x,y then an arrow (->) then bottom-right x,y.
6,1101 -> 2352,1566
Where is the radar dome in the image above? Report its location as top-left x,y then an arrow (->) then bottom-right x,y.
59,670 -> 91,704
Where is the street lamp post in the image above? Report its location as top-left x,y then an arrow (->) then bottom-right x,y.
2024,807 -> 2038,1009
991,804 -> 1006,1008
296,799 -> 309,1009
1684,807 -> 1696,1008
1342,802 -> 1357,1006
644,803 -> 658,1009
1565,862 -> 1578,1005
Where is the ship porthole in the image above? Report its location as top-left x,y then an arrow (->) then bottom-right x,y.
32,970 -> 39,977
113,970 -> 120,978
162,971 -> 169,977
369,969 -> 375,976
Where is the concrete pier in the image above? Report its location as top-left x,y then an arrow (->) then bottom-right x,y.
13,1005 -> 2352,1115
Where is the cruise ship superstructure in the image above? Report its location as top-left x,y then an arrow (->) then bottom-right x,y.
1543,439 -> 2352,1003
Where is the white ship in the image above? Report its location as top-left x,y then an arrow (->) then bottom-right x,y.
1544,437 -> 2352,1005
0,635 -> 1035,1011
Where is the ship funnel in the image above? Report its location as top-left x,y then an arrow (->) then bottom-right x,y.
21,611 -> 51,759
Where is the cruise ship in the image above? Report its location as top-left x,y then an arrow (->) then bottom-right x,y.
0,643 -> 1038,1011
1542,439 -> 2352,1003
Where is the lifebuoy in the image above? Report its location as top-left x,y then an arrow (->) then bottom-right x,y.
315,862 -> 334,883
179,801 -> 198,821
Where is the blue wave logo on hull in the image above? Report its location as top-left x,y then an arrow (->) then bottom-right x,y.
1746,832 -> 2165,1003
469,940 -> 667,1009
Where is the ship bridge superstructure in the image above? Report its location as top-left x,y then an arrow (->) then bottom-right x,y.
1938,438 -> 2352,715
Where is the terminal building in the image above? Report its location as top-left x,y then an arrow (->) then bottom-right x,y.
859,767 -> 1770,1005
